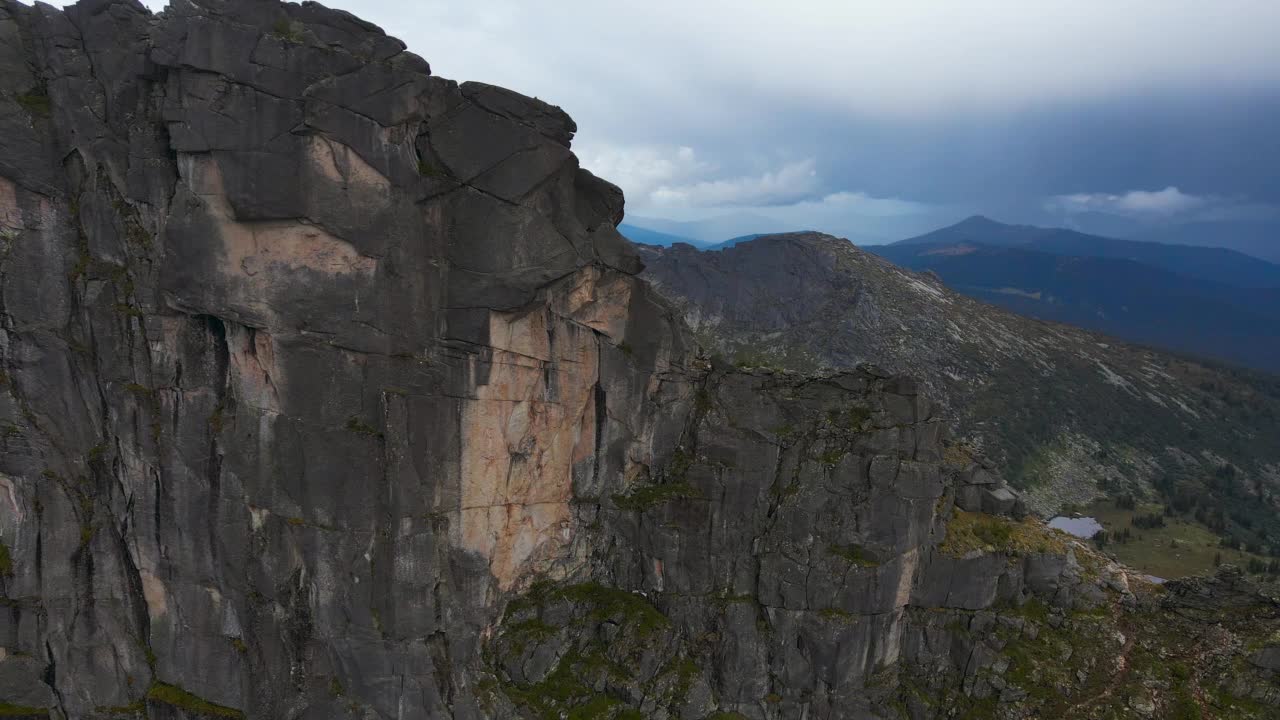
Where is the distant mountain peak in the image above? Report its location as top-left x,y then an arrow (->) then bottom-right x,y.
895,216 -> 1280,290
957,214 -> 1004,227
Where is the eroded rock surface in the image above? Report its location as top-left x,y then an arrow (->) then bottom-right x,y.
0,0 -> 682,716
485,368 -> 1280,719
0,1 -> 1276,719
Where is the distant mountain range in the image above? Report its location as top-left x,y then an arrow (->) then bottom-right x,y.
618,223 -> 770,251
703,233 -> 766,250
873,216 -> 1280,372
616,223 -> 702,247
895,215 -> 1280,288
1129,219 -> 1280,264
622,212 -> 801,244
1029,211 -> 1280,264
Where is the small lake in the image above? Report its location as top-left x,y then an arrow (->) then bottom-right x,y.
1047,516 -> 1104,538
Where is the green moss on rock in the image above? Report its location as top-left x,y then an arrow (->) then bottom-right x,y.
501,649 -> 629,720
345,416 -> 382,438
939,511 -> 1069,556
613,481 -> 702,511
0,704 -> 49,718
147,682 -> 245,718
558,583 -> 670,636
14,91 -> 50,118
0,540 -> 12,577
269,18 -> 303,42
827,543 -> 879,567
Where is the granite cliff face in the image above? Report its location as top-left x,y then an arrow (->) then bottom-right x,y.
0,1 -> 1277,719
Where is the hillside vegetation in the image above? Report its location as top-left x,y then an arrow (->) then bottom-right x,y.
638,234 -> 1280,559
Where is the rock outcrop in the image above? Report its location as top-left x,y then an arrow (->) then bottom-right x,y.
636,235 -> 1280,529
0,1 -> 1276,718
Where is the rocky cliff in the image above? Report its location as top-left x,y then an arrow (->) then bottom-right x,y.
0,1 -> 1277,719
637,236 -> 1280,531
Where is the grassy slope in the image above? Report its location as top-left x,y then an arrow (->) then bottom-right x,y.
1088,500 -> 1272,580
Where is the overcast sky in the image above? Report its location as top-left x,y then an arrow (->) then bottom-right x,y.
80,0 -> 1280,241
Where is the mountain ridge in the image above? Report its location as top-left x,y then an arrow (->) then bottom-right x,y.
638,233 -> 1280,542
896,215 -> 1280,288
873,238 -> 1280,372
1130,218 -> 1280,264
617,222 -> 704,247
623,212 -> 801,243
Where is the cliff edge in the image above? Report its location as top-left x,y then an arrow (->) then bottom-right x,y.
0,1 -> 1276,718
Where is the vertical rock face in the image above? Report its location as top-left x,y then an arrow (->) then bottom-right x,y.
0,1 -> 1276,719
0,0 -> 686,716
